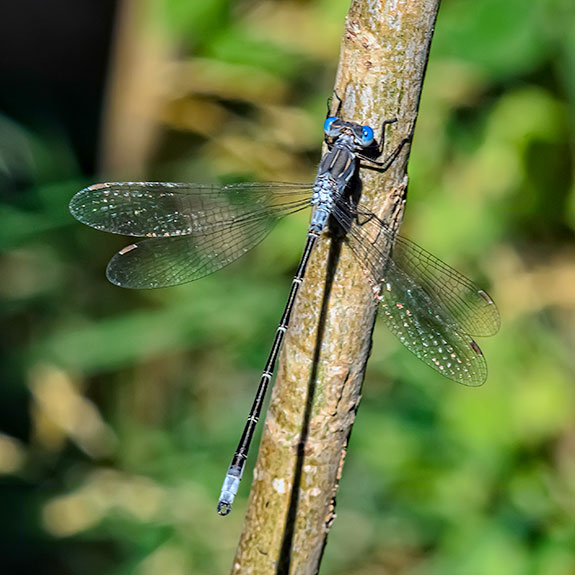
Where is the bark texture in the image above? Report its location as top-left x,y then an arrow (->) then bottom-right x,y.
232,1 -> 441,573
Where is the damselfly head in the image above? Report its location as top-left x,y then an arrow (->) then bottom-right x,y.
324,117 -> 376,149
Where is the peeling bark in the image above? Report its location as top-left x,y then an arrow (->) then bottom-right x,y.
232,1 -> 441,573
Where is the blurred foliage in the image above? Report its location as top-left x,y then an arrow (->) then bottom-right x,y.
0,0 -> 573,574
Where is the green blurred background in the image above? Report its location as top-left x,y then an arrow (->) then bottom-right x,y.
0,0 -> 573,573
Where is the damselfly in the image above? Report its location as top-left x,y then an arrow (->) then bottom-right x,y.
69,111 -> 499,516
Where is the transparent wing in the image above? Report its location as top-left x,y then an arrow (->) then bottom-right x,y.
333,201 -> 500,337
332,201 -> 496,386
372,260 -> 488,386
70,181 -> 312,288
392,236 -> 500,337
106,203 -> 310,288
69,182 -> 313,237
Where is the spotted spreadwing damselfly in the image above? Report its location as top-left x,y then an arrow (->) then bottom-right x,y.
69,110 -> 500,516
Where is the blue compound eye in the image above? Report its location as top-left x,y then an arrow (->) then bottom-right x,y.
324,116 -> 338,135
361,125 -> 374,146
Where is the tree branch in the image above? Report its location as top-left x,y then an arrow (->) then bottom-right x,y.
232,1 -> 441,573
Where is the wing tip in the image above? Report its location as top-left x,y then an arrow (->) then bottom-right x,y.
69,184 -> 114,222
69,191 -> 93,227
